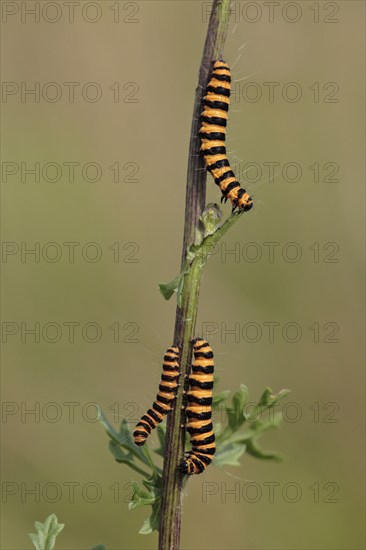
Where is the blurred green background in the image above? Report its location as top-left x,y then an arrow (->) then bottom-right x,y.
1,1 -> 364,549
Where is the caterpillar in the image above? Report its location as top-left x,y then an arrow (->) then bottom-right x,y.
133,346 -> 180,446
200,60 -> 253,212
180,338 -> 216,475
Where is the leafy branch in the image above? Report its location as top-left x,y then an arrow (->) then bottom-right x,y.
28,514 -> 64,550
28,514 -> 106,550
98,385 -> 290,535
159,204 -> 244,305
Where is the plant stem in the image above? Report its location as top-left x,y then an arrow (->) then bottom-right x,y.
142,446 -> 160,478
122,462 -> 151,480
158,2 -> 231,549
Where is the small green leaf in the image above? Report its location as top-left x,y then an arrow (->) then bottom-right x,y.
143,475 -> 163,494
252,412 -> 284,433
258,387 -> 291,407
109,439 -> 134,465
245,439 -> 283,461
200,203 -> 223,237
158,259 -> 190,305
214,384 -> 290,468
214,443 -> 246,467
116,419 -> 151,466
28,514 -> 64,550
117,418 -> 135,448
98,407 -> 120,441
245,388 -> 290,422
138,499 -> 161,535
232,384 -> 248,416
90,545 -> 106,550
257,387 -> 273,406
129,481 -> 157,510
226,431 -> 255,445
229,412 -> 284,445
226,384 -> 248,430
99,411 -> 154,473
158,273 -> 183,301
139,517 -> 154,535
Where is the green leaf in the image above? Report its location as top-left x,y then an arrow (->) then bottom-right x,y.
109,439 -> 134,465
104,414 -> 150,464
224,431 -> 254,445
98,407 -> 120,441
229,412 -> 284,443
90,545 -> 106,550
28,514 -> 64,550
214,383 -> 290,469
226,384 -> 248,430
253,412 -> 284,433
117,419 -> 138,451
214,442 -> 246,467
138,498 -> 161,535
158,259 -> 190,306
245,439 -> 283,462
139,517 -> 154,535
142,475 -> 163,495
258,387 -> 291,408
232,384 -> 248,416
158,273 -> 183,301
129,481 -> 157,510
190,204 -> 223,255
200,203 -> 223,238
245,388 -> 290,422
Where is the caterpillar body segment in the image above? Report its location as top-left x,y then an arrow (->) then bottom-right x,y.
180,338 -> 216,475
133,346 -> 180,446
200,60 -> 253,212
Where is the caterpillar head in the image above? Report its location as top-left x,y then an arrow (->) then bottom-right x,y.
179,458 -> 190,475
236,189 -> 253,212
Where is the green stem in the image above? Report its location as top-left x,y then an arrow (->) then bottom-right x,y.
197,211 -> 246,263
123,462 -> 151,480
142,446 -> 160,478
158,2 -> 232,549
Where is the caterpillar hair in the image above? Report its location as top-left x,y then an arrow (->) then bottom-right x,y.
133,346 -> 180,446
200,60 -> 253,212
180,338 -> 216,475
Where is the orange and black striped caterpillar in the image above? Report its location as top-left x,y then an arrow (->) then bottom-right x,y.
133,346 -> 180,446
200,60 -> 253,212
180,338 -> 216,475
